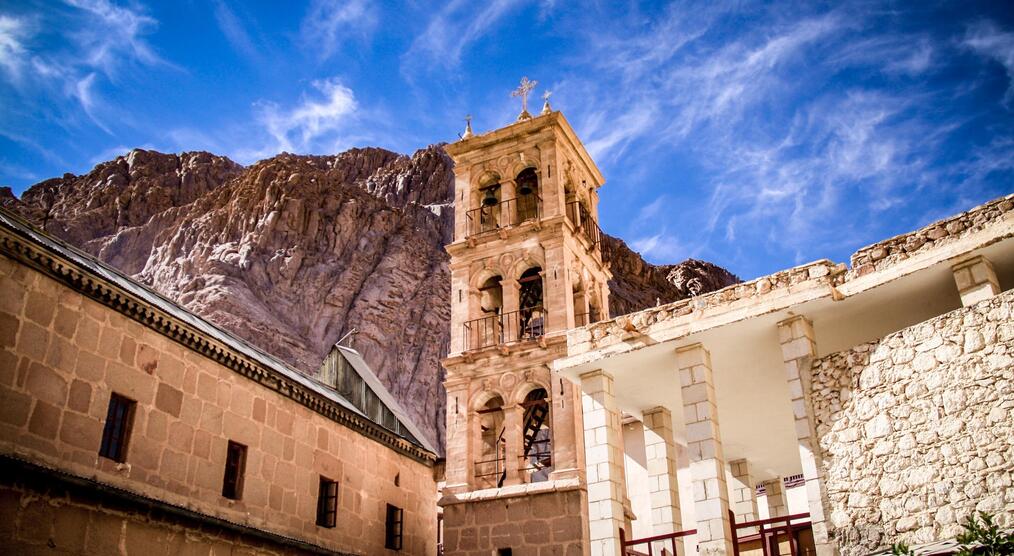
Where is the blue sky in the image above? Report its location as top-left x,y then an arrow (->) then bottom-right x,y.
1,1 -> 1012,279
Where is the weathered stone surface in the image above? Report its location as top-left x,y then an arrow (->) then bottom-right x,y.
3,146 -> 737,450
847,194 -> 1014,277
811,290 -> 1014,555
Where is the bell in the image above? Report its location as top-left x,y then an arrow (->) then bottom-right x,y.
517,182 -> 533,195
482,189 -> 498,207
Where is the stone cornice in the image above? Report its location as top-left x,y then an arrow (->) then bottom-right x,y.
0,214 -> 436,465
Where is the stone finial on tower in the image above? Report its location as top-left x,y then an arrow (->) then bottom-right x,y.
511,76 -> 538,121
541,90 -> 553,115
462,114 -> 474,139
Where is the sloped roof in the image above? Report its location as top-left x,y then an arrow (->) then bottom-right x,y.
324,344 -> 437,454
0,207 -> 435,458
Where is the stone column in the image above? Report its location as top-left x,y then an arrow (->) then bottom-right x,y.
777,316 -> 835,556
952,255 -> 1000,307
676,344 -> 734,555
642,407 -> 683,537
581,370 -> 627,556
550,374 -> 582,481
500,179 -> 516,226
542,238 -> 571,333
762,478 -> 787,518
504,403 -> 523,485
501,278 -> 520,315
728,459 -> 758,524
444,379 -> 472,494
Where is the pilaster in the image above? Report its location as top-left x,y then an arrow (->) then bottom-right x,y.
761,478 -> 787,518
676,344 -> 734,555
642,407 -> 683,538
444,379 -> 472,494
581,370 -> 627,556
952,255 -> 1000,307
777,316 -> 836,556
727,459 -> 758,525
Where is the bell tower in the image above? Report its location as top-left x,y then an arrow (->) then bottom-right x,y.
439,83 -> 612,554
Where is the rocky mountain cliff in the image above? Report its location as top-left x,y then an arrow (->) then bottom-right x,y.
2,146 -> 739,450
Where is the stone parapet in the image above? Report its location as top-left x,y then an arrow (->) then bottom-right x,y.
848,194 -> 1014,278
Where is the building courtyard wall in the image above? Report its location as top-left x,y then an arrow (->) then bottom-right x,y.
440,488 -> 587,556
810,289 -> 1014,555
0,250 -> 438,554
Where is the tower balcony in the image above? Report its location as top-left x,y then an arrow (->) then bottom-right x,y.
565,201 -> 601,247
462,306 -> 546,351
464,196 -> 542,238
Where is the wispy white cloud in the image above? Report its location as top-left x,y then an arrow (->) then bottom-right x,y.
402,0 -> 524,75
300,0 -> 375,60
0,0 -> 167,136
963,21 -> 1014,104
64,0 -> 166,77
0,15 -> 30,79
248,77 -> 358,159
72,72 -> 112,133
213,0 -> 262,62
631,230 -> 687,262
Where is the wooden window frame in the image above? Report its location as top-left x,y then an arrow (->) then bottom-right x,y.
221,440 -> 247,500
316,476 -> 338,528
385,503 -> 404,550
99,393 -> 136,463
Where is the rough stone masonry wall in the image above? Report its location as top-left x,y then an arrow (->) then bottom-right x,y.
810,290 -> 1014,555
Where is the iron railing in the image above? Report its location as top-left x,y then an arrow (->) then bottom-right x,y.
574,310 -> 603,327
462,307 -> 547,350
566,201 -> 602,247
731,511 -> 813,556
518,437 -> 552,473
622,527 -> 697,556
473,429 -> 506,488
465,196 -> 542,238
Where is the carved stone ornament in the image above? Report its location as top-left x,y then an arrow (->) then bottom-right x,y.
499,253 -> 515,271
499,372 -> 518,391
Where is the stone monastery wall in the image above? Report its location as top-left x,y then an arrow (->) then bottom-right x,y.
0,251 -> 437,554
810,289 -> 1014,555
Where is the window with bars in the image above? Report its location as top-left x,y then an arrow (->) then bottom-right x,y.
316,476 -> 338,528
221,440 -> 247,500
99,393 -> 136,462
385,504 -> 403,550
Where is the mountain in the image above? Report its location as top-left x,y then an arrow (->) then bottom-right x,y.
1,146 -> 739,449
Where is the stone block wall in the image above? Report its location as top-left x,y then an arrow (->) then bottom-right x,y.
441,489 -> 586,555
810,290 -> 1014,555
0,252 -> 437,554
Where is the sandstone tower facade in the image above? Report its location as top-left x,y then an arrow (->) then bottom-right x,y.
439,110 -> 612,554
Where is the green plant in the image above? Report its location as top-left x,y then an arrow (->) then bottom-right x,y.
890,541 -> 914,556
955,512 -> 1014,556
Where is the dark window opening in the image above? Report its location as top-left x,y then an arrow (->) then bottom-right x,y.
519,267 -> 544,338
99,393 -> 136,463
222,440 -> 247,500
498,549 -> 513,556
385,504 -> 404,550
316,476 -> 338,528
515,168 -> 539,222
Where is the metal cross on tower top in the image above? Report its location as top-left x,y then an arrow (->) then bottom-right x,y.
511,76 -> 538,120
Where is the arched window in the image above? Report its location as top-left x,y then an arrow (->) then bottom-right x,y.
521,388 -> 552,482
478,181 -> 501,233
518,267 -> 544,339
475,396 -> 506,488
467,275 -> 503,349
515,168 -> 539,222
